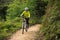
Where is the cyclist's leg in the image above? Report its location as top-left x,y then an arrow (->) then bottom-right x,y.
25,18 -> 29,28
27,18 -> 29,28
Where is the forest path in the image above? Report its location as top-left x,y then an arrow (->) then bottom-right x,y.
8,24 -> 41,40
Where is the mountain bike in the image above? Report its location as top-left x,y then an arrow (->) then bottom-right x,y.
21,17 -> 28,34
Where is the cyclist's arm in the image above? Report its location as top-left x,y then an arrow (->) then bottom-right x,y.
20,11 -> 25,17
20,13 -> 23,17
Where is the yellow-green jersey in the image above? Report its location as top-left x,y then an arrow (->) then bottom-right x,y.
21,11 -> 30,18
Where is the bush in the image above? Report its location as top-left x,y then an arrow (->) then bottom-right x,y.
40,0 -> 60,40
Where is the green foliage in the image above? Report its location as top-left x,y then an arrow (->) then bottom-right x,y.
7,0 -> 21,20
40,0 -> 60,40
0,0 -> 47,40
0,17 -> 22,40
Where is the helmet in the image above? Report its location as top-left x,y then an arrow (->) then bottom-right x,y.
25,7 -> 29,11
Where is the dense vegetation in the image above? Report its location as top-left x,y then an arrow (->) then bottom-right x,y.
0,0 -> 47,40
1,0 -> 60,40
39,0 -> 60,40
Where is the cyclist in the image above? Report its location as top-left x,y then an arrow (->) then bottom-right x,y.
20,7 -> 30,29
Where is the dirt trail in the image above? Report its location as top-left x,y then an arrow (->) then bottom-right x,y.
8,24 -> 41,40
